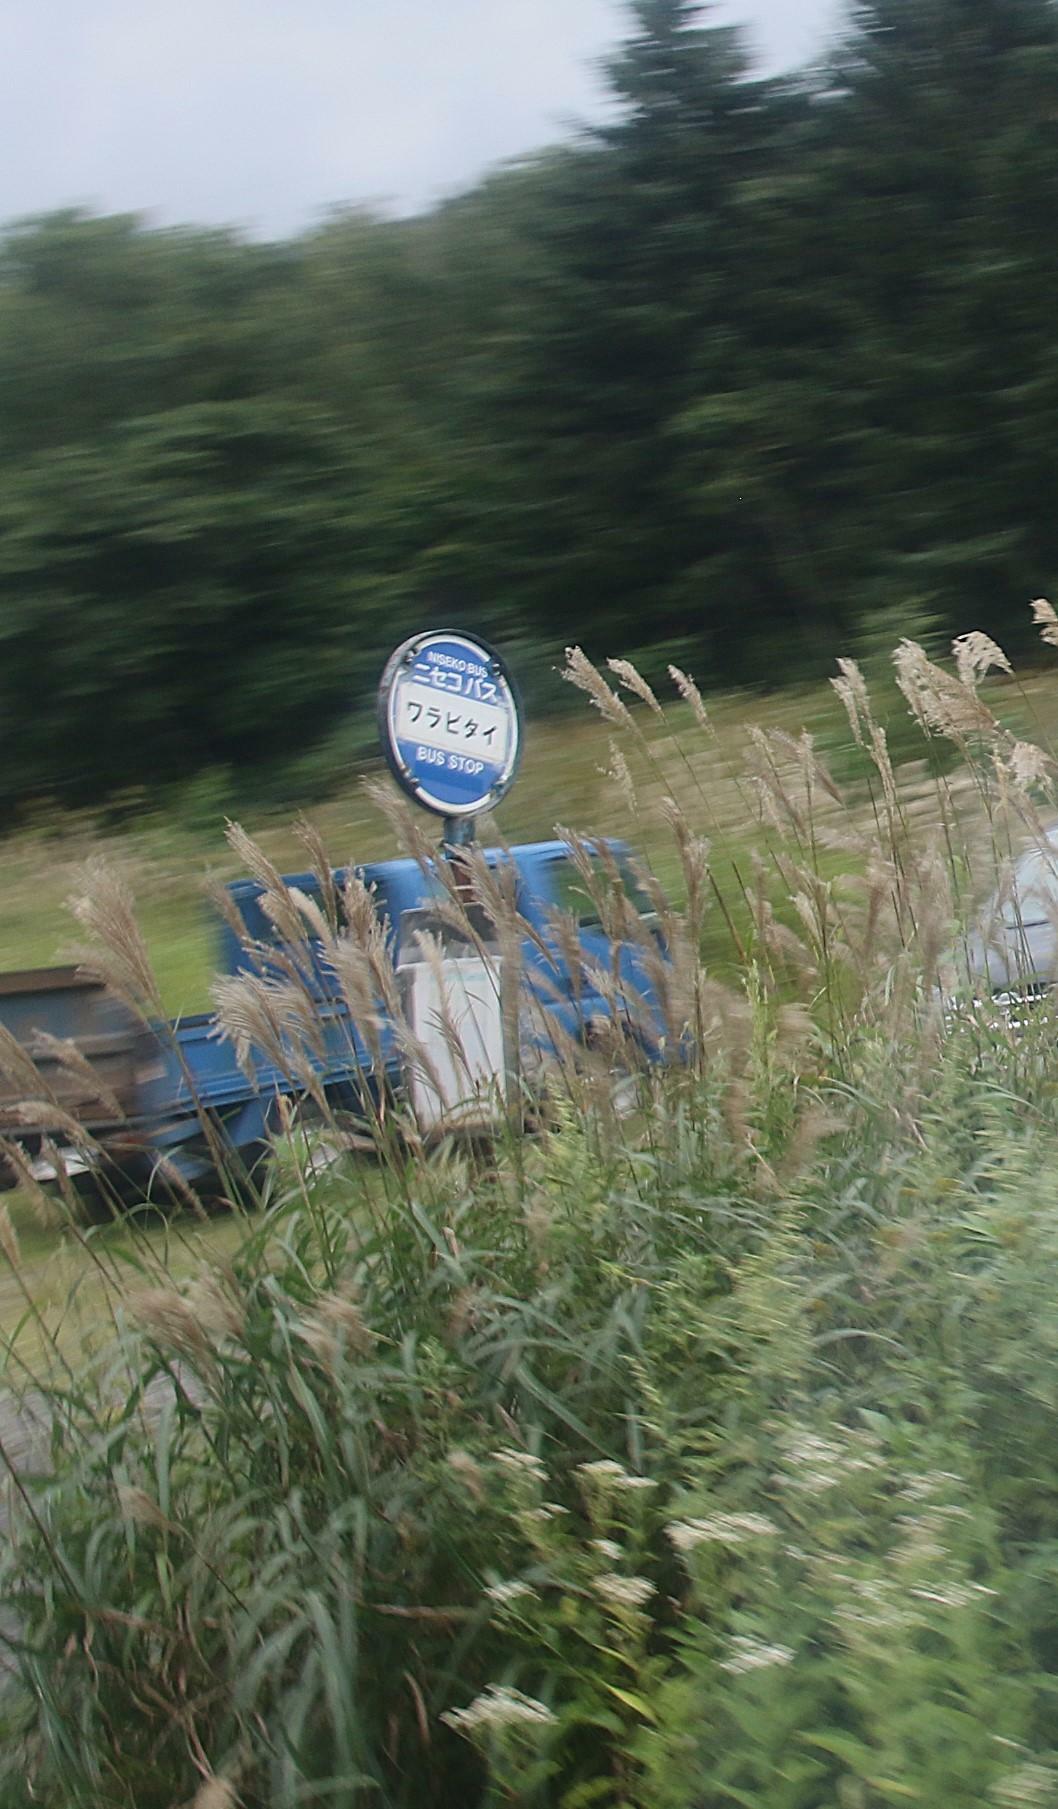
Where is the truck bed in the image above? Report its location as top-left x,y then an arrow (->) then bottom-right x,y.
0,966 -> 149,1133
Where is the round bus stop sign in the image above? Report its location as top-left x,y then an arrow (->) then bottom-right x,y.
378,631 -> 522,819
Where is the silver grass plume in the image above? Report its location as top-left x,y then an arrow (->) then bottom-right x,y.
869,720 -> 901,826
607,657 -> 664,718
605,742 -> 638,816
563,648 -> 635,731
552,829 -> 641,950
893,640 -> 998,742
193,1781 -> 237,1809
284,886 -> 332,946
69,859 -> 162,1017
340,869 -> 386,949
0,1022 -> 56,1102
342,871 -> 403,1024
362,777 -> 437,872
225,823 -> 308,950
130,1287 -> 217,1376
658,797 -> 710,937
797,730 -> 844,806
757,900 -> 818,977
207,877 -> 253,946
29,1030 -> 125,1121
293,814 -> 340,931
115,1486 -> 176,1534
831,657 -> 871,748
149,1152 -> 209,1218
224,820 -> 288,899
1002,741 -> 1054,795
952,631 -> 1012,690
0,1202 -> 20,1270
297,1285 -> 374,1377
4,1099 -> 100,1152
211,972 -> 326,1087
1031,598 -> 1058,649
187,1272 -> 245,1343
544,899 -> 587,1007
747,727 -> 807,840
669,663 -> 709,730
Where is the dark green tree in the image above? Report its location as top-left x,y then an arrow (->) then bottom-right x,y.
0,400 -> 383,809
5,0 -> 1058,810
816,0 -> 1058,644
468,3 -> 843,682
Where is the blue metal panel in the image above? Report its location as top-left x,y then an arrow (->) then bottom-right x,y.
124,836 -> 668,1181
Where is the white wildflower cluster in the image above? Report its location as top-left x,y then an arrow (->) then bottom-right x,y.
775,1427 -> 883,1496
667,1512 -> 778,1553
443,1685 -> 557,1736
492,1448 -> 548,1485
486,1580 -> 536,1607
526,1502 -> 569,1522
992,1763 -> 1058,1807
829,1531 -> 996,1638
911,1581 -> 997,1609
897,1470 -> 965,1503
576,1459 -> 658,1492
447,1449 -> 484,1493
832,1575 -> 916,1635
719,1635 -> 795,1676
894,1504 -> 970,1567
896,1524 -> 948,1565
592,1572 -> 656,1610
591,1538 -> 622,1560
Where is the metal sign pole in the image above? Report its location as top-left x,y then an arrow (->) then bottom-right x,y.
441,814 -> 477,861
378,629 -> 524,1135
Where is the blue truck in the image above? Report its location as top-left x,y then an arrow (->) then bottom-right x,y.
0,838 -> 665,1202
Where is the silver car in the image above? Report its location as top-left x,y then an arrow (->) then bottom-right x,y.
952,834 -> 1058,1018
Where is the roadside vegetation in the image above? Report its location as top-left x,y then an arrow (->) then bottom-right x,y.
3,628 -> 1058,1805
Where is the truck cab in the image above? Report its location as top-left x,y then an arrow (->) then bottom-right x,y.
220,837 -> 663,1041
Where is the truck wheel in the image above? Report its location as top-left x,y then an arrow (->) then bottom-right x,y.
196,1138 -> 274,1211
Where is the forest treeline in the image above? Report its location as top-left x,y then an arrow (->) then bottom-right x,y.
2,0 -> 1058,813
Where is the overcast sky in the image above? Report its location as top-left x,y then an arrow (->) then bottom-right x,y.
2,0 -> 840,241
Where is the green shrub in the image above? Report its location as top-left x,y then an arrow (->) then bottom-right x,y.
6,631 -> 1058,1805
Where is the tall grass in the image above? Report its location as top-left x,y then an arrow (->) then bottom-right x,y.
3,627 -> 1058,1805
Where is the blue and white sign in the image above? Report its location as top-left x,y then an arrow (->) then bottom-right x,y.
378,631 -> 522,818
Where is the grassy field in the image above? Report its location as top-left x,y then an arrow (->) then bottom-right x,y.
1,647 -> 1057,1368
6,656 -> 1046,1011
0,1194 -> 247,1374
